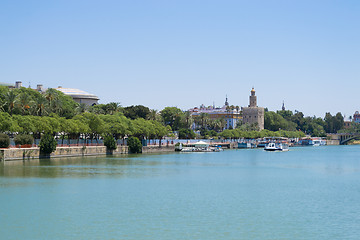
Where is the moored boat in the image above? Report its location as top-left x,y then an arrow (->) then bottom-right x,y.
264,142 -> 289,152
180,141 -> 223,152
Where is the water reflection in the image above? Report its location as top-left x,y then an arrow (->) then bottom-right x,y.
0,153 -> 182,179
1,146 -> 360,179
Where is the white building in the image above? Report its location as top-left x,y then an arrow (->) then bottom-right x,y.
55,86 -> 99,106
190,97 -> 241,130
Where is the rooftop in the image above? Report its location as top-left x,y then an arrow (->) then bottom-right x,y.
55,87 -> 99,100
0,82 -> 15,87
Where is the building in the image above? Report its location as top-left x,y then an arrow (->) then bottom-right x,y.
190,97 -> 241,130
0,81 -> 17,88
55,86 -> 99,106
343,121 -> 352,128
241,88 -> 265,130
353,111 -> 360,123
1,81 -> 100,106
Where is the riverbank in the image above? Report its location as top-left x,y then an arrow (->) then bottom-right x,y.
0,145 -> 175,161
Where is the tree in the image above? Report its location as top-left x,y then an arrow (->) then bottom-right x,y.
324,112 -> 344,133
219,129 -> 233,139
39,133 -> 57,155
198,112 -> 210,129
148,109 -> 160,121
105,102 -> 122,115
123,105 -> 150,120
4,90 -> 18,115
12,115 -> 35,134
0,112 -> 12,132
33,96 -> 48,116
14,134 -> 34,146
183,111 -> 194,129
0,133 -> 10,148
82,113 -> 104,143
160,107 -> 184,130
264,111 -> 296,131
131,118 -> 151,140
151,120 -> 169,146
103,134 -> 117,151
277,110 -> 293,120
17,93 -> 33,115
127,136 -> 142,153
178,128 -> 196,139
76,103 -> 88,114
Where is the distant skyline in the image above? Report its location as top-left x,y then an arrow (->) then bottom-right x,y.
1,0 -> 359,119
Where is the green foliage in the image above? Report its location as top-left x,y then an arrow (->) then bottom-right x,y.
219,128 -> 305,139
0,86 -> 344,141
0,86 -> 78,118
338,123 -> 360,134
265,110 -> 334,136
160,107 -> 184,130
123,105 -> 150,120
89,102 -> 122,115
127,136 -> 142,153
103,135 -> 117,150
0,133 -> 10,148
237,123 -> 259,131
0,112 -> 12,132
14,134 -> 34,146
39,134 -> 57,154
324,112 -> 344,133
178,128 -> 196,139
265,111 -> 297,131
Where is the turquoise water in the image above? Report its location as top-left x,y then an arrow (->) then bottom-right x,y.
1,146 -> 360,240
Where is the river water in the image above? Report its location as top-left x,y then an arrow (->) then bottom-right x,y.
1,145 -> 360,240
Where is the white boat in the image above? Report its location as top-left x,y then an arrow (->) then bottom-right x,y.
181,141 -> 223,152
181,147 -> 195,152
264,142 -> 289,152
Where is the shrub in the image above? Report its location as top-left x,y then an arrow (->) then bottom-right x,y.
0,133 -> 10,148
103,135 -> 117,150
39,133 -> 57,154
127,136 -> 142,153
14,134 -> 34,146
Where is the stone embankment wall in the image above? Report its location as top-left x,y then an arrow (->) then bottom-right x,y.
326,140 -> 340,145
142,145 -> 175,153
0,145 -> 176,161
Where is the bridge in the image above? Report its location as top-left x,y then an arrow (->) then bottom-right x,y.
337,133 -> 360,145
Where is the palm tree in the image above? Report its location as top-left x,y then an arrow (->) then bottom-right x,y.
45,88 -> 58,103
199,113 -> 209,129
34,96 -> 48,116
52,97 -> 63,115
212,119 -> 222,132
183,111 -> 193,128
76,103 -> 88,114
148,109 -> 158,121
17,93 -> 33,115
219,117 -> 226,131
106,102 -> 121,115
4,90 -> 18,115
44,88 -> 60,113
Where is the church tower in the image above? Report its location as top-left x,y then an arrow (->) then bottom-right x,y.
225,95 -> 229,106
249,88 -> 257,107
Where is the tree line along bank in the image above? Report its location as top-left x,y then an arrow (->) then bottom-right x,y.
0,86 -> 356,153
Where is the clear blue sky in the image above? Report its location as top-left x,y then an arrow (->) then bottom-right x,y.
1,0 -> 359,119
